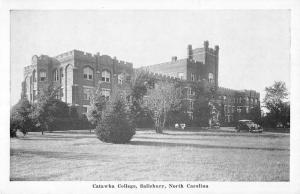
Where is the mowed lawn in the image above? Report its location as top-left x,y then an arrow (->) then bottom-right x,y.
10,128 -> 289,181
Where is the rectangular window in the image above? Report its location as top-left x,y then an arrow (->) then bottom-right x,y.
83,107 -> 88,113
237,107 -> 242,113
101,88 -> 111,100
189,101 -> 194,110
178,72 -> 184,80
89,75 -> 92,80
101,71 -> 110,83
33,90 -> 36,99
83,88 -> 92,100
83,93 -> 88,100
191,73 -> 195,81
84,74 -> 88,79
118,74 -> 124,84
188,112 -> 193,120
187,87 -> 193,96
40,71 -> 46,82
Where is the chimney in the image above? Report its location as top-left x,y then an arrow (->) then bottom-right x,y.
214,45 -> 219,55
187,44 -> 193,60
204,41 -> 209,50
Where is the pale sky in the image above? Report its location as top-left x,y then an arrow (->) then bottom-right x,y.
10,10 -> 290,106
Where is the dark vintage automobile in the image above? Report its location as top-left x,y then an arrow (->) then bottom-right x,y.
236,120 -> 263,133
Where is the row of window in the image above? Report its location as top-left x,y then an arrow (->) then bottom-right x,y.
83,87 -> 111,101
189,73 -> 214,83
33,68 -> 123,84
221,96 -> 258,104
224,105 -> 253,114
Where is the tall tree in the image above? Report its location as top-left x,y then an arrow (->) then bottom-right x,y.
130,70 -> 155,128
264,81 -> 288,108
145,81 -> 181,133
87,88 -> 107,127
10,98 -> 34,136
30,85 -> 63,135
263,81 -> 290,128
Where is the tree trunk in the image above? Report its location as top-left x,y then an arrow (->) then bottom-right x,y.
162,111 -> 166,130
154,116 -> 163,134
162,101 -> 166,130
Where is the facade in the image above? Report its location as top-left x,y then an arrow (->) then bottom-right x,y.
22,50 -> 133,114
140,41 -> 260,124
21,41 -> 260,125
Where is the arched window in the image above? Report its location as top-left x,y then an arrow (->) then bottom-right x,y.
32,70 -> 36,82
208,73 -> 214,83
53,69 -> 59,81
83,66 -> 93,80
101,70 -> 110,83
39,70 -> 46,82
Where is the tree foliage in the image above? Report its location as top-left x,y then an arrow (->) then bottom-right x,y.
30,85 -> 68,134
145,81 -> 181,133
95,97 -> 135,143
87,89 -> 107,127
192,81 -> 218,127
263,81 -> 290,128
10,98 -> 34,137
130,71 -> 156,128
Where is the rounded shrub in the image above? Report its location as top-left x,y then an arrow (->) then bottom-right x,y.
95,99 -> 135,144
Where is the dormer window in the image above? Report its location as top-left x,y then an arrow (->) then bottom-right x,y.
83,67 -> 93,80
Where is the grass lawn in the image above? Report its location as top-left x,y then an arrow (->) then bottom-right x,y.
10,128 -> 289,181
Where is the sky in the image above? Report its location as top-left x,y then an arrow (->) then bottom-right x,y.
10,10 -> 290,106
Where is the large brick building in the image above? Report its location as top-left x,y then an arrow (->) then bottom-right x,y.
21,41 -> 260,125
140,41 -> 260,124
22,50 -> 133,113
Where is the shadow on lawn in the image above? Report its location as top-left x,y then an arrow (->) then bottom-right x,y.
129,140 -> 289,151
134,136 -> 215,142
10,148 -> 102,161
162,132 -> 287,139
19,134 -> 95,141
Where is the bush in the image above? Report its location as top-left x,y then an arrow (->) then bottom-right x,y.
10,98 -> 35,137
10,115 -> 18,137
95,99 -> 135,144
